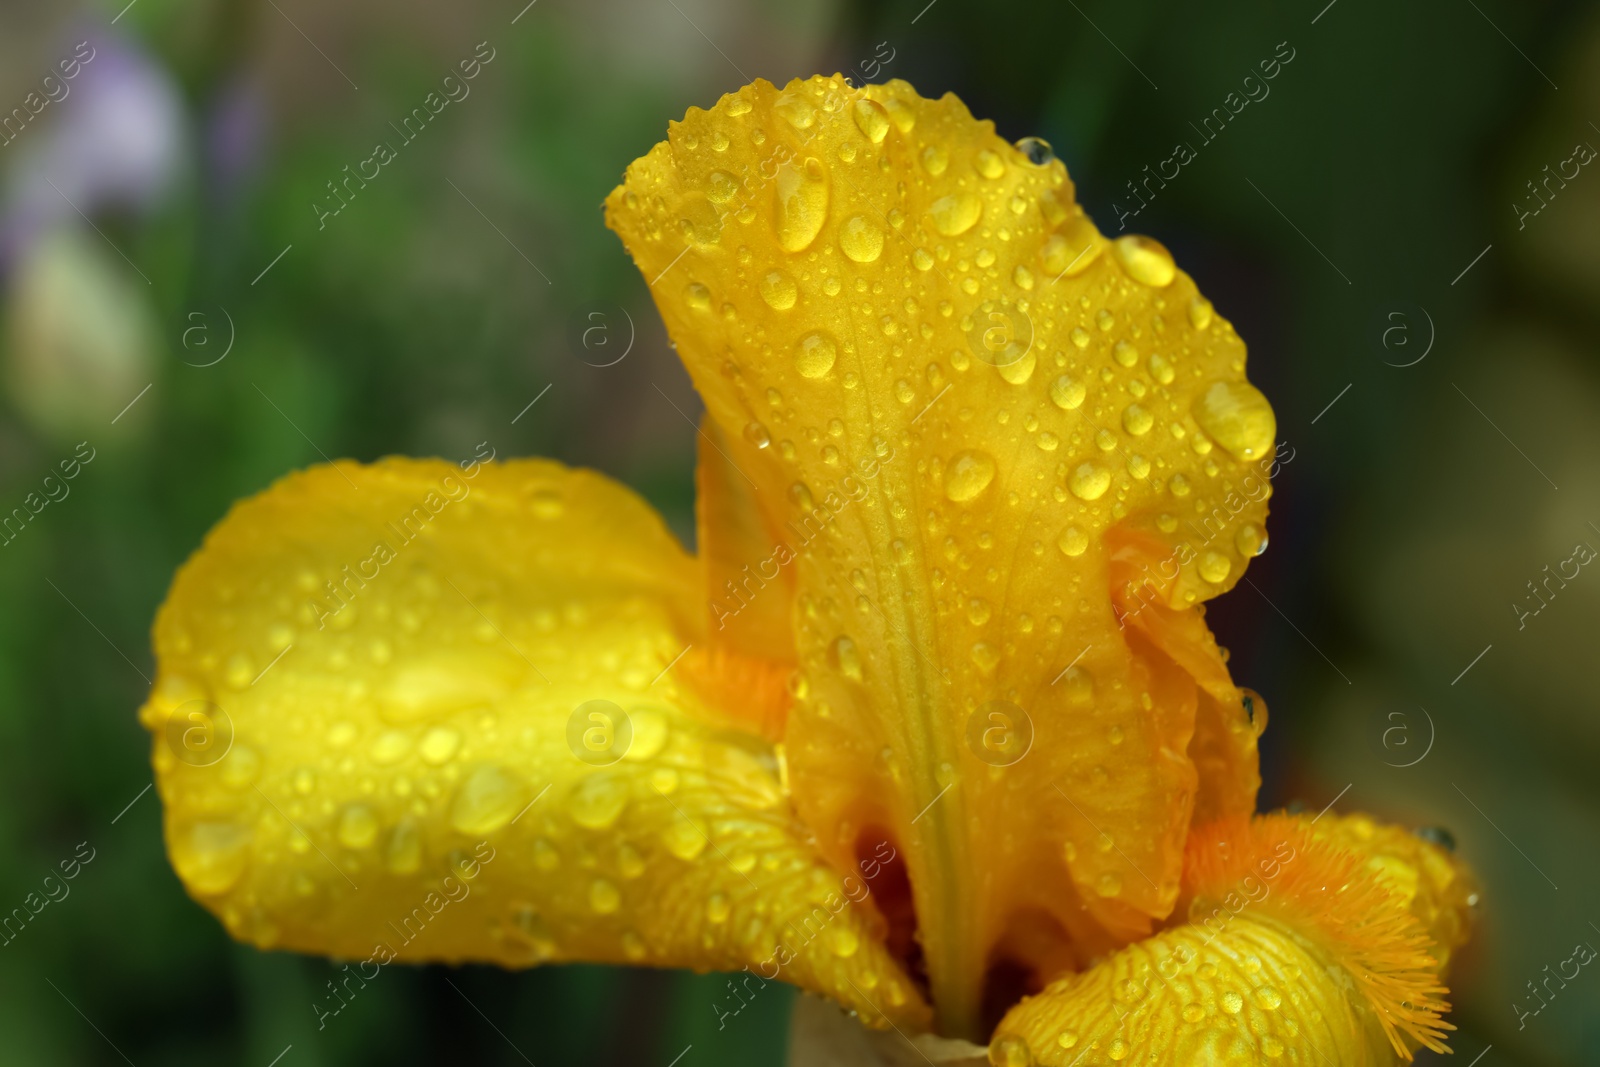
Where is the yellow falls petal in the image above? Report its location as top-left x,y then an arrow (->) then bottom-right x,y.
989,813 -> 1474,1066
607,76 -> 1275,1034
137,458 -> 928,1029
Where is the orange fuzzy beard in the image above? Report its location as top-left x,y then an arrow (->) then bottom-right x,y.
1181,814 -> 1454,1059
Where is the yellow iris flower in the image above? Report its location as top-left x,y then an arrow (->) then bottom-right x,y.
138,75 -> 1477,1064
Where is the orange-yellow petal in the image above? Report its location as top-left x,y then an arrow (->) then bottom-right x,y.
989,813 -> 1474,1065
138,458 -> 927,1029
607,76 -> 1275,1035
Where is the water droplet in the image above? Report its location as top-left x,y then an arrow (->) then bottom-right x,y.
172,820 -> 251,895
831,926 -> 861,957
1169,473 -> 1191,497
1182,1003 -> 1205,1023
622,930 -> 647,960
852,98 -> 891,143
1199,552 -> 1232,584
989,1035 -> 1034,1067
1255,987 -> 1282,1011
794,331 -> 838,378
387,818 -> 422,873
221,745 -> 261,788
1015,137 -> 1054,165
589,878 -> 621,914
1263,1037 -> 1285,1059
617,843 -> 646,879
1236,524 -> 1268,557
292,766 -> 316,795
450,763 -> 526,835
685,283 -> 711,311
974,149 -> 1006,179
760,270 -> 798,310
830,635 -> 864,681
569,773 -> 630,830
678,196 -> 722,246
1149,352 -> 1175,384
929,193 -> 982,236
774,91 -> 817,128
371,730 -> 411,765
224,654 -> 254,690
945,450 -> 997,502
744,421 -> 773,448
1041,214 -> 1103,278
998,348 -> 1036,385
1189,296 -> 1214,330
1068,462 -> 1111,501
970,642 -> 1000,673
966,598 -> 993,626
1122,404 -> 1153,436
1113,339 -> 1138,368
840,215 -> 885,262
418,726 -> 460,765
707,170 -> 740,203
1221,990 -> 1244,1014
1058,526 -> 1088,557
1056,1030 -> 1078,1049
706,892 -> 731,923
661,816 -> 708,860
337,804 -> 379,849
880,96 -> 916,132
1193,380 -> 1276,460
1061,665 -> 1094,705
1096,872 -> 1122,897
776,158 -> 829,252
1114,234 -> 1177,287
1012,264 -> 1034,290
1108,1038 -> 1129,1061
789,482 -> 815,511
913,247 -> 935,271
1050,375 -> 1086,410
533,837 -> 560,870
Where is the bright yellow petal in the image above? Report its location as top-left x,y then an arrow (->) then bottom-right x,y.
138,458 -> 928,1029
606,76 -> 1275,1034
988,813 -> 1474,1065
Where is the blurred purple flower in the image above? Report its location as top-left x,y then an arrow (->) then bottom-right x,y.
1,32 -> 185,273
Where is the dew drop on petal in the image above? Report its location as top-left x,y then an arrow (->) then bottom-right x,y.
1068,462 -> 1110,501
1193,380 -> 1276,460
852,98 -> 891,143
1200,552 -> 1232,584
945,450 -> 997,502
760,270 -> 798,310
569,773 -> 630,830
930,193 -> 982,236
1114,234 -> 1177,287
172,821 -> 251,895
840,215 -> 885,262
1015,137 -> 1054,165
450,764 -> 525,835
1049,375 -> 1086,411
775,158 -> 829,252
337,804 -> 379,849
589,878 -> 621,914
1058,526 -> 1088,558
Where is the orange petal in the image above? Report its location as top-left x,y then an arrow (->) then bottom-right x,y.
607,75 -> 1275,1035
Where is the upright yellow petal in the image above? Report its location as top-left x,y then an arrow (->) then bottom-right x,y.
607,76 -> 1276,1035
138,458 -> 928,1029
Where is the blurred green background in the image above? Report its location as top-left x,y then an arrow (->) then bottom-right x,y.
0,0 -> 1595,1063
